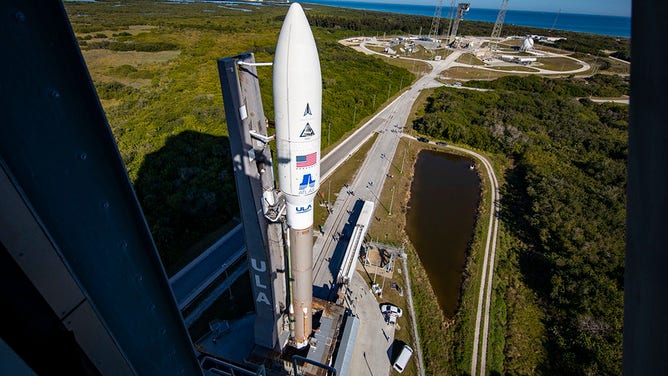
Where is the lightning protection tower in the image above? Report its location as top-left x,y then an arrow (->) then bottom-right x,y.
490,0 -> 510,50
428,0 -> 444,47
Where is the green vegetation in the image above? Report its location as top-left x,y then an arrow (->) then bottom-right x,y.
65,2 -> 628,373
491,65 -> 541,72
313,133 -> 378,233
536,56 -> 584,71
306,6 -> 630,60
367,137 -> 507,375
306,4 -> 629,62
546,35 -> 630,61
412,75 -> 627,374
368,138 -> 456,375
64,0 -> 412,272
456,53 -> 485,66
444,66 -> 522,80
95,81 -> 137,100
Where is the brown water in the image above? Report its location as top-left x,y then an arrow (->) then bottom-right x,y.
405,150 -> 481,318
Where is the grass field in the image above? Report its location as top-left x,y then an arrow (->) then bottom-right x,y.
456,53 -> 485,66
62,2 -> 627,373
443,67 -> 524,80
536,56 -> 584,71
65,0 -> 412,271
491,65 -> 541,72
314,134 -> 379,233
365,136 -> 510,374
377,55 -> 434,77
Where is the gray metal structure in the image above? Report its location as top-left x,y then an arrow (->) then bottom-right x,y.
428,0 -> 444,42
217,54 -> 289,351
625,1 -> 668,374
443,0 -> 457,45
1,0 -> 201,374
333,315 -> 359,376
447,3 -> 470,46
490,0 -> 509,49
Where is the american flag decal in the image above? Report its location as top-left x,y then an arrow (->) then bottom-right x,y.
296,152 -> 317,168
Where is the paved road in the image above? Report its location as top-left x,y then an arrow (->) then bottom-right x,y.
354,39 -> 505,374
401,250 -> 425,376
170,62 -> 439,309
448,144 -> 500,376
591,98 -> 629,104
354,36 -> 592,76
313,50 -> 464,296
311,49 -> 465,375
169,225 -> 245,310
173,37 -> 500,375
347,272 -> 396,376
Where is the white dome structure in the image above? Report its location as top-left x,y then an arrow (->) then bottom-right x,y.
520,36 -> 534,52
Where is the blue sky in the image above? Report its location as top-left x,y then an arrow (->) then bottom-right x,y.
351,0 -> 631,17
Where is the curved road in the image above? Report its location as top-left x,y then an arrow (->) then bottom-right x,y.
176,37 -> 503,374
356,38 -> 502,375
400,137 -> 500,376
353,36 -> 592,77
446,146 -> 499,376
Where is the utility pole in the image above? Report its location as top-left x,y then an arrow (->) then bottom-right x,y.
327,123 -> 331,146
400,148 -> 406,174
353,105 -> 357,124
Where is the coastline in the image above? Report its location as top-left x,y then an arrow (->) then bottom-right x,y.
302,0 -> 631,38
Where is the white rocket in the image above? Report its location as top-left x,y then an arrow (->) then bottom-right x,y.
273,2 -> 321,349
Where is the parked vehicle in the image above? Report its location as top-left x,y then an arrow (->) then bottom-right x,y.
380,304 -> 403,317
393,344 -> 414,373
417,137 -> 429,143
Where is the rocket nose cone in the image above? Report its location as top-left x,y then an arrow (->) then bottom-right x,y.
273,0 -> 321,104
284,3 -> 308,27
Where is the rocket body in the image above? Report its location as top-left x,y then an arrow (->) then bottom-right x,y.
273,2 -> 321,348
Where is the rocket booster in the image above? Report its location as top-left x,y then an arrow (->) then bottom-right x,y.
273,2 -> 321,349
273,2 -> 322,231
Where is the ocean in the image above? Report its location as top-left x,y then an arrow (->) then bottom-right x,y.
302,0 -> 631,38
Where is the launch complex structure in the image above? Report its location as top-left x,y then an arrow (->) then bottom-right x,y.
215,4 -> 358,374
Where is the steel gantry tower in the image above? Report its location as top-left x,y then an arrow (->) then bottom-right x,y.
444,0 -> 457,45
428,0 -> 444,43
490,0 -> 510,49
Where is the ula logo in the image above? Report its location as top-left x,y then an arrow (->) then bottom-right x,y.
296,204 -> 312,213
250,258 -> 271,306
299,174 -> 316,190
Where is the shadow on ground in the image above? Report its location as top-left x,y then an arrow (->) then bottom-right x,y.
134,130 -> 238,274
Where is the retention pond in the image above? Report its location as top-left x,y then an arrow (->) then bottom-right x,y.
405,149 -> 481,318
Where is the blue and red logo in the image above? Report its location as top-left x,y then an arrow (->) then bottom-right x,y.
296,152 -> 317,168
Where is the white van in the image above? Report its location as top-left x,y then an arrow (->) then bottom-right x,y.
392,344 -> 413,373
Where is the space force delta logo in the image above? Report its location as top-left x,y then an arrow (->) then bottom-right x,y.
300,103 -> 315,137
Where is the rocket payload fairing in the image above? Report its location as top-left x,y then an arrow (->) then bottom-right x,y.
273,3 -> 321,348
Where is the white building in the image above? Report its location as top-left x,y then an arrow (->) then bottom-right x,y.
520,36 -> 535,52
